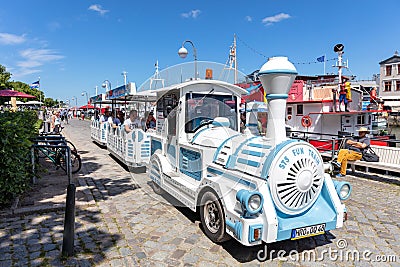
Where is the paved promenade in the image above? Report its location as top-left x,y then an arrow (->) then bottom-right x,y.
0,119 -> 399,266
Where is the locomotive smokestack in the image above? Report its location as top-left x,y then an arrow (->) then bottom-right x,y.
258,57 -> 297,145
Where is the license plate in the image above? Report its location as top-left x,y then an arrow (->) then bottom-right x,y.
291,223 -> 326,240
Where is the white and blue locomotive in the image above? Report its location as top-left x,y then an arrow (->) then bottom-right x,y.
146,56 -> 351,246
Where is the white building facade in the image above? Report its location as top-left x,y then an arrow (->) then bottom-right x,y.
379,51 -> 400,110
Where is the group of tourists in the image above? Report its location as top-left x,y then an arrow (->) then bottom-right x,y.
98,109 -> 156,132
99,110 -> 125,127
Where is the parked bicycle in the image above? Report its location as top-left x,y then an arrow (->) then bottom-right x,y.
35,127 -> 81,174
40,126 -> 78,152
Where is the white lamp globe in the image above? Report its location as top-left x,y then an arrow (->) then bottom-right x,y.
178,47 -> 188,58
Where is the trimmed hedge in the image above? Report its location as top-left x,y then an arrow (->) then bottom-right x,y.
0,110 -> 40,206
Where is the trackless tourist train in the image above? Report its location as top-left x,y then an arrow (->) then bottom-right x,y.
90,85 -> 156,168
106,91 -> 156,169
91,119 -> 108,147
147,57 -> 352,246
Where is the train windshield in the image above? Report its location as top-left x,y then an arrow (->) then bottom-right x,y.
185,93 -> 238,133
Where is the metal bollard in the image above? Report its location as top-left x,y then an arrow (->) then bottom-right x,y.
31,147 -> 37,184
62,183 -> 76,257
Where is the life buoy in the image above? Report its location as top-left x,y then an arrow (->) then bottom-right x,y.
301,115 -> 312,128
287,115 -> 292,121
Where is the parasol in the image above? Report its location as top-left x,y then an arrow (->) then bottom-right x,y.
0,89 -> 36,98
79,104 -> 99,109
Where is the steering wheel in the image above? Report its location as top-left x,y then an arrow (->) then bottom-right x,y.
191,118 -> 213,133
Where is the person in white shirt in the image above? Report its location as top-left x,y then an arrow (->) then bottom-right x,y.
124,110 -> 141,132
51,111 -> 62,133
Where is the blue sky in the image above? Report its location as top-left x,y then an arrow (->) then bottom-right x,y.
0,0 -> 399,106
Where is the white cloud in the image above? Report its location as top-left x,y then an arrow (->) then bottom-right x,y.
13,68 -> 42,78
0,33 -> 26,45
19,48 -> 64,63
245,16 -> 252,22
181,9 -> 201,19
88,4 -> 109,16
13,48 -> 64,77
17,60 -> 42,68
262,13 -> 291,26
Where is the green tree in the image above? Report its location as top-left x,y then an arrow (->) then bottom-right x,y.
9,81 -> 44,102
0,64 -> 49,105
0,64 -> 58,106
44,97 -> 59,107
0,64 -> 11,89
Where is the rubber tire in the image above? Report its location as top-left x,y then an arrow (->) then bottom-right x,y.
199,191 -> 231,243
59,151 -> 82,174
151,181 -> 165,195
66,140 -> 78,154
70,151 -> 82,174
149,155 -> 165,195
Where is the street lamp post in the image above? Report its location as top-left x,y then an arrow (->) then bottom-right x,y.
65,99 -> 70,110
178,40 -> 198,80
81,91 -> 89,117
102,80 -> 113,117
102,80 -> 112,92
122,71 -> 128,86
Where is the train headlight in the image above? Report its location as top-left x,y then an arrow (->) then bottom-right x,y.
236,189 -> 264,217
333,180 -> 352,200
249,194 -> 262,211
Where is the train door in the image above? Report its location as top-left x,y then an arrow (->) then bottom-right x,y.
159,91 -> 179,170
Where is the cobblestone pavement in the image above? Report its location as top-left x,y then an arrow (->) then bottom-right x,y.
0,119 -> 399,266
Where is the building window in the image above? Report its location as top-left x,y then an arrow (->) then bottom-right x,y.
357,115 -> 366,125
384,81 -> 392,91
396,80 -> 400,91
386,65 -> 392,76
296,105 -> 303,115
398,64 -> 400,74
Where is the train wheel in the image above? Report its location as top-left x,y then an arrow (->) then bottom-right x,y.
151,181 -> 164,195
199,191 -> 231,243
149,155 -> 164,195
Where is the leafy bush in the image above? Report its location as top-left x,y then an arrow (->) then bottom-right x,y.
0,110 -> 39,206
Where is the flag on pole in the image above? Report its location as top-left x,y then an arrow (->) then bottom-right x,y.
317,55 -> 325,62
30,80 -> 40,89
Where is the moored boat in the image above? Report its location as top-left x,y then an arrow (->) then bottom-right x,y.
239,44 -> 397,154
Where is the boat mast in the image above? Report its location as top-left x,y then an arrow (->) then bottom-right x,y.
233,34 -> 238,84
149,60 -> 165,89
333,44 -> 346,111
221,34 -> 238,84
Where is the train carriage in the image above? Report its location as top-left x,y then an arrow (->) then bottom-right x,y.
90,84 -> 157,169
106,90 -> 156,168
90,93 -> 111,147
